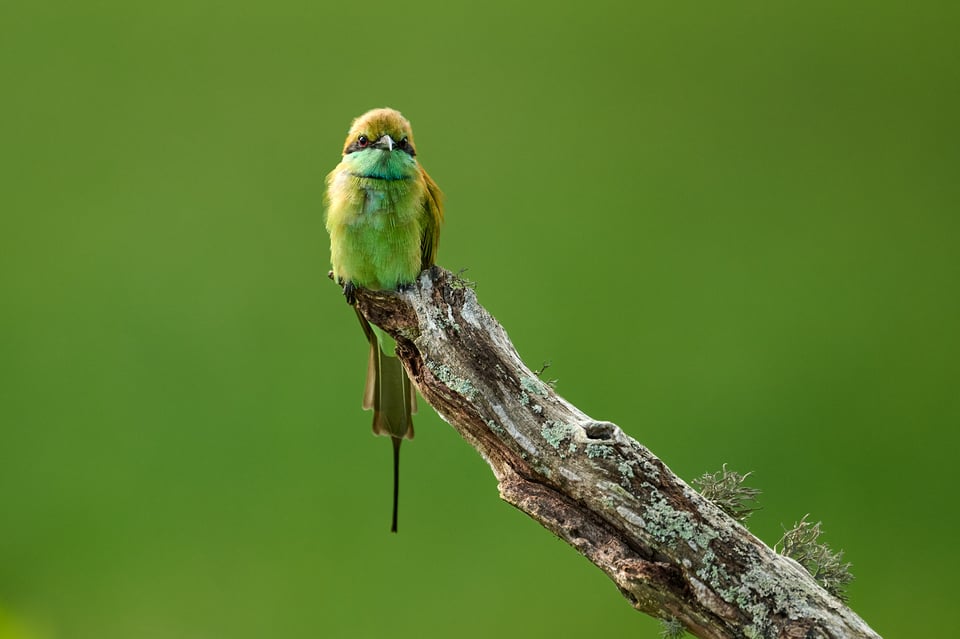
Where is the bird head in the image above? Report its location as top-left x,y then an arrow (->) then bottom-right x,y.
339,108 -> 420,181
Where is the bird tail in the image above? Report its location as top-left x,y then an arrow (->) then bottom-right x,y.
356,309 -> 415,532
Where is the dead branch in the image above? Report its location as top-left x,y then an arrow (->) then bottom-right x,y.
349,267 -> 880,639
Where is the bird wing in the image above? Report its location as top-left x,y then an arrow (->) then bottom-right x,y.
419,167 -> 444,269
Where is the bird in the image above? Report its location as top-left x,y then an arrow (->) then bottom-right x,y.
324,108 -> 444,532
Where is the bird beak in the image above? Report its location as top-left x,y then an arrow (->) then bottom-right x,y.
373,135 -> 395,151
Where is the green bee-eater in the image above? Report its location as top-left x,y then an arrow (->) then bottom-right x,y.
325,108 -> 444,532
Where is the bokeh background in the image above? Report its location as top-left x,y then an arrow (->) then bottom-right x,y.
2,2 -> 957,637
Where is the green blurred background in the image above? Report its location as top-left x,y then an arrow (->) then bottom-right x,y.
2,1 -> 957,637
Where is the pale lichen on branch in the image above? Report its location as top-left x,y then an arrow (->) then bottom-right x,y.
346,267 -> 880,639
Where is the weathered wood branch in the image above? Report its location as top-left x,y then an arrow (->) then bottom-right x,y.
351,267 -> 880,639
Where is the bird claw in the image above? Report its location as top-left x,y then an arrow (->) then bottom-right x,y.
343,281 -> 357,305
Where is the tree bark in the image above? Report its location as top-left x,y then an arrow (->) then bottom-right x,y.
350,267 -> 881,639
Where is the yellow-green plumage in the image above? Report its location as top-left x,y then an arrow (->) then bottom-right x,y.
324,108 -> 443,532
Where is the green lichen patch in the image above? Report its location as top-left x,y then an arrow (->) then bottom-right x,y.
532,461 -> 553,479
735,565 -> 795,637
541,420 -> 578,456
694,548 -> 732,589
708,557 -> 830,639
431,308 -> 461,334
426,361 -> 477,400
586,443 -> 615,459
520,374 -> 549,398
396,326 -> 418,341
600,481 -> 636,503
642,494 -> 719,552
485,419 -> 504,435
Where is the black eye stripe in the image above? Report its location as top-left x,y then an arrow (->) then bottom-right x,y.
344,137 -> 369,154
397,137 -> 416,156
344,133 -> 416,156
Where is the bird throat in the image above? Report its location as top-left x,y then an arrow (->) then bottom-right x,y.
345,148 -> 416,183
349,171 -> 412,182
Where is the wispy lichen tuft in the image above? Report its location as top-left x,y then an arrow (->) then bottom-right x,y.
450,267 -> 477,290
775,514 -> 854,601
659,616 -> 686,639
693,464 -> 761,522
533,361 -> 559,388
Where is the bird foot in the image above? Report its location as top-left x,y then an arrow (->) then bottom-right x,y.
343,281 -> 357,305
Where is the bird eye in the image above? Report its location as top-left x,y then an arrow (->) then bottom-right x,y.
357,135 -> 369,148
397,137 -> 414,155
